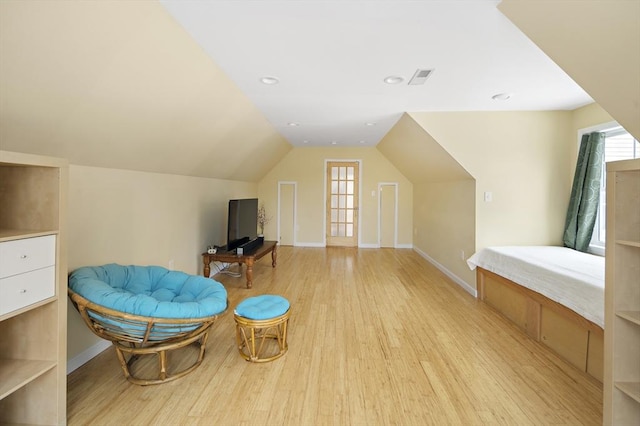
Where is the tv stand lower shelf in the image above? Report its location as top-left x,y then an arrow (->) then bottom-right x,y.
202,241 -> 277,289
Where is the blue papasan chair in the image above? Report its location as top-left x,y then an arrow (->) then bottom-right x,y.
68,264 -> 228,385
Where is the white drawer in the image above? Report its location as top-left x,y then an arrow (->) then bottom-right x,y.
0,266 -> 56,315
0,235 -> 56,279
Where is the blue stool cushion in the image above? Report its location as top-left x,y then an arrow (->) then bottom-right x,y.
235,295 -> 290,320
69,264 -> 227,318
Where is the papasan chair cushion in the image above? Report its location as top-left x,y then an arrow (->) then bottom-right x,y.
68,263 -> 227,319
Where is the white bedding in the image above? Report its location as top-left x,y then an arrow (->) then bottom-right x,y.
467,246 -> 605,328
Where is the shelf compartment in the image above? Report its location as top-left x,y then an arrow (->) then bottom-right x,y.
0,302 -> 59,360
613,244 -> 640,312
612,168 -> 640,242
0,359 -> 56,400
0,151 -> 67,425
616,239 -> 640,248
605,158 -> 640,426
617,311 -> 640,326
615,382 -> 640,404
0,165 -> 60,233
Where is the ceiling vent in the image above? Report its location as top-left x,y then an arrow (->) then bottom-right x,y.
408,68 -> 434,85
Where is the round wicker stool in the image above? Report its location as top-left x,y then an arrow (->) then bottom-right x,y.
234,295 -> 290,363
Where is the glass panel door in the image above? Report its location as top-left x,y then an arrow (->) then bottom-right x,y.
326,161 -> 359,247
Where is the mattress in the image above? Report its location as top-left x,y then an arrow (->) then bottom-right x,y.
467,246 -> 605,328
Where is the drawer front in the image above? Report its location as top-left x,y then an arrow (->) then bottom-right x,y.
0,235 -> 56,279
0,266 -> 56,315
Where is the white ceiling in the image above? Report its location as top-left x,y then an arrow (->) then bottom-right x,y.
160,0 -> 592,147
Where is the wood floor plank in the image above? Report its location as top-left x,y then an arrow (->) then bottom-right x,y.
67,247 -> 602,425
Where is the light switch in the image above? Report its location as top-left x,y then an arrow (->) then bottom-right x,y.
484,191 -> 492,202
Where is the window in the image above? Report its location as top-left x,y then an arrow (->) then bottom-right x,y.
589,125 -> 639,253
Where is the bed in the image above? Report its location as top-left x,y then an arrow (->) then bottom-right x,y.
467,246 -> 604,382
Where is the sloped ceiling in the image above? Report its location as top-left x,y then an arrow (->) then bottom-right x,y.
376,113 -> 472,184
160,0 -> 591,147
1,1 -> 637,187
379,0 -> 640,186
499,0 -> 640,140
0,0 -> 291,181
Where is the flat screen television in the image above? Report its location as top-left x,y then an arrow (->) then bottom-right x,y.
227,198 -> 258,251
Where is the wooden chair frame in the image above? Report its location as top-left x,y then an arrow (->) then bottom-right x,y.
69,288 -> 228,385
234,310 -> 290,363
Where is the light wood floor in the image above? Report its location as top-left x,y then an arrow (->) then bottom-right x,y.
67,247 -> 602,425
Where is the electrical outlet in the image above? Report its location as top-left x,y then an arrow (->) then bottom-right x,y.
168,259 -> 175,270
460,250 -> 465,260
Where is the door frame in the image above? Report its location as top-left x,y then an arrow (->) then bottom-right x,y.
323,159 -> 362,247
377,182 -> 398,248
277,181 -> 297,246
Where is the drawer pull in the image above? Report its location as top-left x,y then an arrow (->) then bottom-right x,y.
20,254 -> 28,259
20,289 -> 27,293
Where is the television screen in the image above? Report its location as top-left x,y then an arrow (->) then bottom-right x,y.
227,198 -> 258,251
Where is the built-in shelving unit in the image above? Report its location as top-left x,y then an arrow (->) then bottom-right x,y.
604,158 -> 640,425
0,150 -> 68,425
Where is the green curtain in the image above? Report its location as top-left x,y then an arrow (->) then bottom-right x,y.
563,131 -> 605,252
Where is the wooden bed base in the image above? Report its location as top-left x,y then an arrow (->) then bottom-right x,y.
476,267 -> 603,382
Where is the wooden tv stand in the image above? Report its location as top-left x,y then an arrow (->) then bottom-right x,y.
202,240 -> 277,289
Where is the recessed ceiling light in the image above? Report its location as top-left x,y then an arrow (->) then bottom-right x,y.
331,141 -> 338,145
384,76 -> 404,84
303,140 -> 309,144
492,93 -> 512,101
287,122 -> 299,127
359,140 -> 366,144
365,122 -> 376,126
260,76 -> 279,85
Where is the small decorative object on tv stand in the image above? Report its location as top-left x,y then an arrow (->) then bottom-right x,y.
257,203 -> 270,236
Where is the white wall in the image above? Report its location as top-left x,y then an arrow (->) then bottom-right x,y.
410,111 -> 575,254
257,147 -> 413,247
66,165 -> 256,363
406,105 -> 617,291
413,179 -> 476,289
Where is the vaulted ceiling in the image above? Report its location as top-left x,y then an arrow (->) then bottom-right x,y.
0,0 -> 291,181
499,0 -> 639,140
0,1 -> 638,182
159,0 -> 591,148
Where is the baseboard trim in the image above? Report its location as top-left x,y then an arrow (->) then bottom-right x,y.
359,243 -> 413,249
294,242 -> 326,247
413,247 -> 477,297
291,242 -> 413,249
67,339 -> 111,375
395,243 -> 413,249
359,243 -> 378,248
